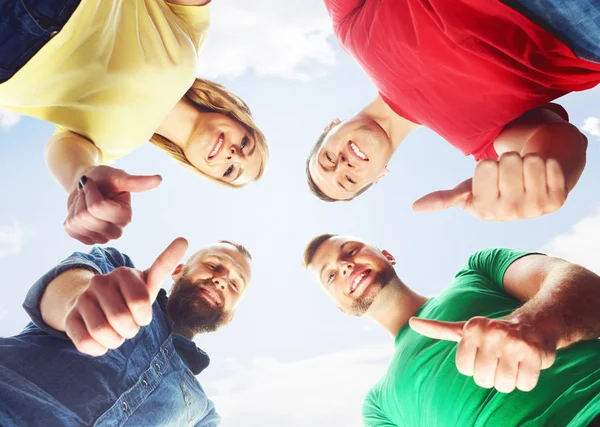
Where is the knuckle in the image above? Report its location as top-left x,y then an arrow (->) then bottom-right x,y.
475,159 -> 498,173
87,201 -> 106,217
523,153 -> 544,167
73,210 -> 90,224
88,321 -> 110,337
465,317 -> 486,332
499,151 -> 521,163
474,375 -> 494,389
495,382 -> 515,394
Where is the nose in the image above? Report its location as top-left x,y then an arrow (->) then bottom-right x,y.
336,152 -> 353,170
211,271 -> 228,290
340,261 -> 354,276
226,146 -> 242,163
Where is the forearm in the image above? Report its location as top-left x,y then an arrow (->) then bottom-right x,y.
507,263 -> 600,349
45,132 -> 102,192
520,122 -> 587,192
40,269 -> 95,332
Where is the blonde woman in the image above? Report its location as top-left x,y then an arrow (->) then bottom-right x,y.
0,0 -> 268,245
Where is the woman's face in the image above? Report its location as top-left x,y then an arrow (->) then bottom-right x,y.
185,112 -> 262,187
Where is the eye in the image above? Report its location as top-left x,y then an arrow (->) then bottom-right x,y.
349,248 -> 358,256
347,176 -> 356,184
325,153 -> 334,163
223,165 -> 234,177
206,263 -> 216,270
230,280 -> 239,290
241,136 -> 248,150
327,271 -> 336,283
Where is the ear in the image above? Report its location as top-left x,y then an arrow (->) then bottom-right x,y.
324,118 -> 342,133
374,167 -> 389,184
172,264 -> 184,279
382,250 -> 396,266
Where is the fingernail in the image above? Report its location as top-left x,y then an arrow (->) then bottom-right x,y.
78,175 -> 88,190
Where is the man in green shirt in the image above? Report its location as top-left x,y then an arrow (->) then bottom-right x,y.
302,234 -> 600,426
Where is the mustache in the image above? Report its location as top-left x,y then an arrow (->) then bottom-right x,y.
178,279 -> 225,306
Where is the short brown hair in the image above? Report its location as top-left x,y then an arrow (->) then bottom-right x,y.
306,129 -> 374,202
302,234 -> 337,268
150,78 -> 268,187
219,240 -> 252,261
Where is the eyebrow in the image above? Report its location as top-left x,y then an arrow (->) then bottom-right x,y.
337,180 -> 348,191
231,167 -> 243,183
230,136 -> 256,183
319,161 -> 332,174
248,136 -> 256,156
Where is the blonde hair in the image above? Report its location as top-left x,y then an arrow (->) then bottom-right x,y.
150,78 -> 269,187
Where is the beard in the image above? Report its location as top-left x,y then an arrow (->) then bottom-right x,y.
347,264 -> 396,316
167,277 -> 232,336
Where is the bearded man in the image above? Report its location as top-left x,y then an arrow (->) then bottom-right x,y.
0,237 -> 252,426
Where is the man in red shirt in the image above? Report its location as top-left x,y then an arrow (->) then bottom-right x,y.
307,0 -> 600,222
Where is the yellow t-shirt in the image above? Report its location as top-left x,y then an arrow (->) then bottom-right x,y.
0,0 -> 210,163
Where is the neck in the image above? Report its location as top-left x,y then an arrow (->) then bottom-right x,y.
360,95 -> 419,153
155,97 -> 200,153
365,278 -> 428,337
172,324 -> 195,340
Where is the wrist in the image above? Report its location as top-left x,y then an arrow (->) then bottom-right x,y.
506,311 -> 566,348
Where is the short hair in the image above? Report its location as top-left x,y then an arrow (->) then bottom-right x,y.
302,234 -> 337,268
306,129 -> 374,202
218,240 -> 252,261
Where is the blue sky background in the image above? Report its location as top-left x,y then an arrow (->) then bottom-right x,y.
1,1 -> 600,425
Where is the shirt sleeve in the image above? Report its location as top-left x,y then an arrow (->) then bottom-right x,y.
196,399 -> 221,427
22,247 -> 135,339
324,0 -> 366,26
459,248 -> 541,290
362,384 -> 398,427
166,2 -> 211,52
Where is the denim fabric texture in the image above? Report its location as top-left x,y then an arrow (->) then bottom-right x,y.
503,0 -> 600,63
0,0 -> 81,82
0,247 -> 220,427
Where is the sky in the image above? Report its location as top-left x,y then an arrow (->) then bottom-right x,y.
2,1 -> 600,426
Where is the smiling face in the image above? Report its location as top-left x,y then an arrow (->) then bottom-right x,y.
307,236 -> 397,316
308,117 -> 394,201
185,113 -> 263,187
167,242 -> 252,336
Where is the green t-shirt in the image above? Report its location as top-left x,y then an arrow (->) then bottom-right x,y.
363,248 -> 600,427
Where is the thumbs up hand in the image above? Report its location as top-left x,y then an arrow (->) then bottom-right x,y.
409,316 -> 559,393
64,165 -> 162,245
412,153 -> 567,221
65,238 -> 188,356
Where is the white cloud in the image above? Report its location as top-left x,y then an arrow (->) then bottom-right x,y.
540,207 -> 600,274
0,222 -> 29,258
197,0 -> 337,80
205,345 -> 393,427
0,109 -> 20,130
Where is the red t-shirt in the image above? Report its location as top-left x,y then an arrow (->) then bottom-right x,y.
325,0 -> 600,160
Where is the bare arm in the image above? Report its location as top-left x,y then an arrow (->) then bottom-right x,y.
45,131 -> 102,193
40,269 -> 95,333
494,106 -> 588,193
503,254 -> 600,349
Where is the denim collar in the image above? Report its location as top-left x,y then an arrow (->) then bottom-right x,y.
157,289 -> 211,375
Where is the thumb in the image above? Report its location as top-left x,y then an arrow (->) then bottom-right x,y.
412,178 -> 473,213
116,173 -> 162,193
144,237 -> 189,297
409,317 -> 464,342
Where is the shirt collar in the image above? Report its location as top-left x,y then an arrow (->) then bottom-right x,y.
157,289 -> 211,375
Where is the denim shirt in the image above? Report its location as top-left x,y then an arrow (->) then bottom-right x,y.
0,247 -> 220,427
